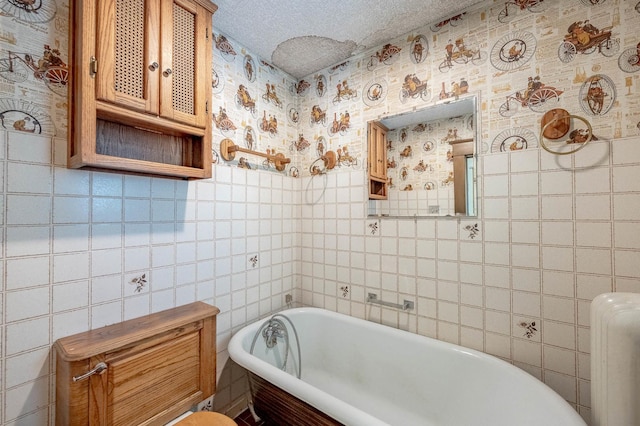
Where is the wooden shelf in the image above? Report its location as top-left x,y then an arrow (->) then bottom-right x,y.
369,177 -> 388,199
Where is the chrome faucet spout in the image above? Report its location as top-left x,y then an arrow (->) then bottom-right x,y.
262,319 -> 285,348
250,313 -> 302,379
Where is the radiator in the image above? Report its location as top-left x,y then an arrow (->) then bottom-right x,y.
591,293 -> 640,426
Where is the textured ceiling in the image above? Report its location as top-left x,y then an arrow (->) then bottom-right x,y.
212,0 -> 484,78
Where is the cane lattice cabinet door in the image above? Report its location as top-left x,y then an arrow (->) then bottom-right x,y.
68,0 -> 217,179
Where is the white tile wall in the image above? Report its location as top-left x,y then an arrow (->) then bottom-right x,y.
0,128 -> 298,424
296,134 -> 640,426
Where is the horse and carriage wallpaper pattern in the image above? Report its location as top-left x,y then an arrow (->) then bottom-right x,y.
208,0 -> 639,179
0,0 -> 639,178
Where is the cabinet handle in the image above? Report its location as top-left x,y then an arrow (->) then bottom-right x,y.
72,362 -> 107,382
148,62 -> 159,71
163,68 -> 172,77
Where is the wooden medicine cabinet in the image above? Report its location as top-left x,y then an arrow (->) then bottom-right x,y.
368,121 -> 388,199
68,0 -> 217,179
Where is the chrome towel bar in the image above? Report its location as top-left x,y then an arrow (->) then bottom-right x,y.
366,293 -> 414,311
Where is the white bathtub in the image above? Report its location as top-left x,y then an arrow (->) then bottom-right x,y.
228,307 -> 586,426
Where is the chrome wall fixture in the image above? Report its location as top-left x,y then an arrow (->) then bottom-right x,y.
72,362 -> 107,382
366,293 -> 415,311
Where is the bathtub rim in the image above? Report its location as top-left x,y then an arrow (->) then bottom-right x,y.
228,307 -> 585,426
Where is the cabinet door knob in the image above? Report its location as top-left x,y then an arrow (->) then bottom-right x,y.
149,62 -> 159,71
163,68 -> 172,77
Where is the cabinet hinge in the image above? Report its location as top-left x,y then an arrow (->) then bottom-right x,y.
206,29 -> 209,40
89,56 -> 97,77
205,100 -> 208,113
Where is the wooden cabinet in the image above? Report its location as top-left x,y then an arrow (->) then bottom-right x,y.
68,0 -> 217,179
368,121 -> 388,199
54,302 -> 220,426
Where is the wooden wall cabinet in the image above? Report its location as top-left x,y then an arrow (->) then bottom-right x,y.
368,121 -> 388,199
68,0 -> 217,179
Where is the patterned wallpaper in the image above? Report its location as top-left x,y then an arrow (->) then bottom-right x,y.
1,0 -> 639,173
211,34 -> 300,174
0,0 -> 68,138
209,0 -> 640,182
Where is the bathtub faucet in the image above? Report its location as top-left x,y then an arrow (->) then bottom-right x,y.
262,318 -> 286,348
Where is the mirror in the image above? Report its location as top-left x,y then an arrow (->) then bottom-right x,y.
367,95 -> 478,217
